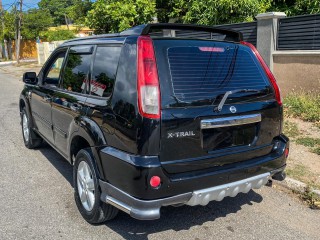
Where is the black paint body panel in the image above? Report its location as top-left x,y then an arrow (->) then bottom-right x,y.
19,33 -> 288,203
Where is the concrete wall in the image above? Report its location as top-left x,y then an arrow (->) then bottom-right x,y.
36,41 -> 65,65
7,40 -> 38,60
273,52 -> 320,96
254,13 -> 320,96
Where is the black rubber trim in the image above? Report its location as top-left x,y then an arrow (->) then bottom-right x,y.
100,146 -> 161,168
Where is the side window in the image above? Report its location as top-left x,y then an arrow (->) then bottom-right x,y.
62,46 -> 93,94
91,46 -> 122,97
44,51 -> 66,86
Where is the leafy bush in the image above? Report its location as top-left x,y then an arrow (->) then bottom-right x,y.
41,29 -> 76,42
284,92 -> 320,123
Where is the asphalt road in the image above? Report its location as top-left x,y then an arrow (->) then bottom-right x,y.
0,65 -> 319,240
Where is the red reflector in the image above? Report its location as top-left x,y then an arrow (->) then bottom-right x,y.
240,41 -> 282,106
150,176 -> 161,188
285,148 -> 289,158
198,47 -> 225,52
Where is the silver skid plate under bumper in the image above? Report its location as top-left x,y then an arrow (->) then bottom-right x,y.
100,172 -> 270,220
186,172 -> 270,206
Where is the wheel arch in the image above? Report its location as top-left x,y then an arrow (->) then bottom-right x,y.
19,96 -> 34,127
68,119 -> 107,180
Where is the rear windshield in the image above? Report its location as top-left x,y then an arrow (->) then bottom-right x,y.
153,39 -> 273,107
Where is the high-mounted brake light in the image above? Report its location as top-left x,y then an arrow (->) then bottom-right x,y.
199,47 -> 225,52
137,36 -> 160,119
240,41 -> 282,106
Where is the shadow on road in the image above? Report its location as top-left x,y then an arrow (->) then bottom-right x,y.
39,145 -> 73,186
105,190 -> 263,240
38,144 -> 264,240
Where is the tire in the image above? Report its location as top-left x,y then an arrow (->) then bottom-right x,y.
73,149 -> 118,224
21,107 -> 42,149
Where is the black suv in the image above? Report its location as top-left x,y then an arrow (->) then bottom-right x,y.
20,24 -> 289,223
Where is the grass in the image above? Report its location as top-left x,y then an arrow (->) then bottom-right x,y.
312,147 -> 320,155
286,164 -> 320,209
286,164 -> 320,190
300,187 -> 320,210
295,137 -> 320,155
283,121 -> 300,138
283,92 -> 320,123
296,137 -> 320,147
286,164 -> 309,179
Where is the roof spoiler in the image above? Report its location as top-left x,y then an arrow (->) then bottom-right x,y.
120,23 -> 243,42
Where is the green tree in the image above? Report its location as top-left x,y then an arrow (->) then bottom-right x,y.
38,0 -> 74,25
0,9 -> 16,59
86,0 -> 156,33
1,10 -> 16,41
40,29 -> 76,42
155,0 -> 175,23
22,9 -> 54,40
269,0 -> 320,16
66,0 -> 93,25
170,0 -> 271,25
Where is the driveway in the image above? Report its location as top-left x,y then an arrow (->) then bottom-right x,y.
0,65 -> 319,240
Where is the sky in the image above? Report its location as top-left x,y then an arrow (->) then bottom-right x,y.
1,0 -> 41,10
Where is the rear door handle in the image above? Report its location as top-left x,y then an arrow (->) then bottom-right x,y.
70,104 -> 82,112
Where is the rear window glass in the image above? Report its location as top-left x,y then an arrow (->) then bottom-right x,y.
91,46 -> 122,98
168,46 -> 268,103
154,40 -> 271,106
63,47 -> 92,94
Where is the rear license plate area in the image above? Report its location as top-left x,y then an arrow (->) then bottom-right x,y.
201,123 -> 257,151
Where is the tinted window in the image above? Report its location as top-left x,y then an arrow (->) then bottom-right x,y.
62,47 -> 92,93
168,46 -> 268,102
91,46 -> 122,97
44,51 -> 66,86
154,40 -> 271,107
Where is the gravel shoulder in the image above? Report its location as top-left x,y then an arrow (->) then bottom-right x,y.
285,117 -> 320,189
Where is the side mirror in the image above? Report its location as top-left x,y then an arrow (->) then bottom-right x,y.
23,72 -> 38,84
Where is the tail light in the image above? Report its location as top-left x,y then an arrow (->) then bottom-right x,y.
137,36 -> 160,119
285,148 -> 289,158
241,41 -> 282,106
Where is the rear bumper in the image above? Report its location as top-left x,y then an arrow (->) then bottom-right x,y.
98,134 -> 289,219
100,170 -> 282,220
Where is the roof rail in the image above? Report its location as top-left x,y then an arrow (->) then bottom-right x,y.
120,23 -> 243,42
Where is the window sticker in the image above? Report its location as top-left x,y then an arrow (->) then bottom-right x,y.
81,80 -> 107,97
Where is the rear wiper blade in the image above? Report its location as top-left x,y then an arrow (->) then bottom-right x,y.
214,89 -> 265,112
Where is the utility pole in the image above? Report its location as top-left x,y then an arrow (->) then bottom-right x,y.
65,13 -> 70,30
0,0 -> 4,59
16,0 -> 22,64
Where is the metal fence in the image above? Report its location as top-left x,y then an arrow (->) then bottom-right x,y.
277,14 -> 320,50
215,21 -> 257,46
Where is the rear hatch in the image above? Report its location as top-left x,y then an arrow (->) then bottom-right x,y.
153,39 -> 282,174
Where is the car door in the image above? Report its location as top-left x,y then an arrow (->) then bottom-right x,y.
51,45 -> 93,156
84,45 -> 123,147
31,49 -> 67,144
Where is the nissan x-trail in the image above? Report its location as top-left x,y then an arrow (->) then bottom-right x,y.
20,24 -> 289,223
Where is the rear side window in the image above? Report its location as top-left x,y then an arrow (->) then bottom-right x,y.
90,46 -> 122,97
154,40 -> 271,106
62,46 -> 93,94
